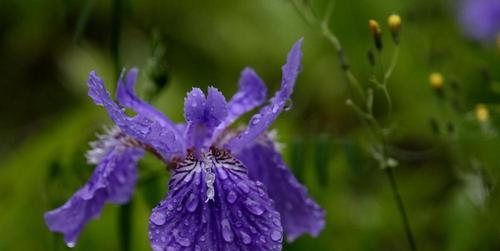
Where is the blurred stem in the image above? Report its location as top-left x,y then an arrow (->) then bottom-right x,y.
320,1 -> 365,102
111,1 -> 132,250
119,202 -> 133,251
111,0 -> 123,79
74,0 -> 95,44
385,168 -> 417,251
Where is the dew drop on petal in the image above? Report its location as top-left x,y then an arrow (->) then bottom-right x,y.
186,193 -> 199,212
237,182 -> 250,193
270,230 -> 282,242
173,230 -> 191,247
240,230 -> 252,244
221,219 -> 234,242
226,191 -> 237,204
244,199 -> 264,215
66,242 -> 75,248
151,211 -> 166,225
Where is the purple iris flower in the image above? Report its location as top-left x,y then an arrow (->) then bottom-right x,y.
458,0 -> 500,42
44,38 -> 325,250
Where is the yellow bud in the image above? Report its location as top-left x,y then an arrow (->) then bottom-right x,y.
429,72 -> 444,89
368,19 -> 381,35
475,104 -> 490,122
388,15 -> 401,30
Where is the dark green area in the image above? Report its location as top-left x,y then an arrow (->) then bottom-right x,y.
0,0 -> 499,250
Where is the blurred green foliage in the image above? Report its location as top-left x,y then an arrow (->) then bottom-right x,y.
0,0 -> 499,250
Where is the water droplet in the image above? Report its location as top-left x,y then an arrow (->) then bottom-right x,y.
66,242 -> 75,248
244,199 -> 264,215
151,211 -> 166,225
237,182 -> 250,193
217,168 -> 228,180
270,230 -> 282,241
240,230 -> 252,244
173,230 -> 191,247
272,104 -> 280,113
192,102 -> 197,108
226,191 -> 237,204
221,219 -> 234,242
250,114 -> 262,125
284,99 -> 293,111
186,193 -> 199,212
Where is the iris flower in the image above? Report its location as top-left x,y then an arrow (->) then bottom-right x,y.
44,39 -> 325,250
458,0 -> 500,42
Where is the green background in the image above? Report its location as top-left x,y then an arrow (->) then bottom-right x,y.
0,0 -> 499,250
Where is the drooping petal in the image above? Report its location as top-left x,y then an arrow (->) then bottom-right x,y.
116,68 -> 183,139
184,87 -> 228,151
44,145 -> 143,247
148,150 -> 283,251
236,134 -> 325,242
215,68 -> 267,134
88,71 -> 185,161
226,39 -> 303,153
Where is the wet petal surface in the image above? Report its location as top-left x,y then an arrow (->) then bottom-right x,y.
44,146 -> 143,246
88,71 -> 185,161
237,135 -> 325,242
226,39 -> 303,153
148,150 -> 283,251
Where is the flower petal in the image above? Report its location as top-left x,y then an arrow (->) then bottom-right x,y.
236,135 -> 325,242
116,68 -> 183,138
88,71 -> 185,161
148,150 -> 283,251
184,87 -> 228,151
216,68 -> 267,132
226,39 -> 303,153
44,146 -> 143,247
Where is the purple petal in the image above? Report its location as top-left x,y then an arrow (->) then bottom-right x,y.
216,68 -> 267,132
236,135 -> 325,242
184,88 -> 207,124
44,146 -> 143,247
88,71 -> 185,161
206,87 -> 229,127
116,68 -> 183,138
148,150 -> 283,251
226,39 -> 303,153
459,0 -> 500,42
184,87 -> 228,151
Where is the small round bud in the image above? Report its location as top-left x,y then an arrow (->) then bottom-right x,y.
368,19 -> 381,35
429,72 -> 444,89
388,14 -> 401,31
475,104 -> 490,123
388,14 -> 401,44
368,19 -> 383,51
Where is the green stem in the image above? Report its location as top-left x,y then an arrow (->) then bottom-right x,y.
119,202 -> 133,251
385,168 -> 417,251
111,0 -> 123,79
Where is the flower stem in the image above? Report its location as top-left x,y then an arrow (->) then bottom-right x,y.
385,167 -> 417,251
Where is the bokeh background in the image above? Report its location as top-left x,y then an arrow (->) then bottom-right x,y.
0,0 -> 499,250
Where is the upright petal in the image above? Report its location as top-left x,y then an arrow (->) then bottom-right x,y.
116,68 -> 183,139
236,135 -> 325,242
44,145 -> 143,247
226,39 -> 303,153
215,68 -> 267,132
148,149 -> 283,251
88,71 -> 185,161
184,87 -> 228,151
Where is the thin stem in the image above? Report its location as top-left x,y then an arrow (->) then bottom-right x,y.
111,1 -> 132,250
385,168 -> 417,251
119,202 -> 133,251
111,0 -> 123,79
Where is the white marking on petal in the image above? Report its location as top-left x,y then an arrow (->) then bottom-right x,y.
85,126 -> 123,164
